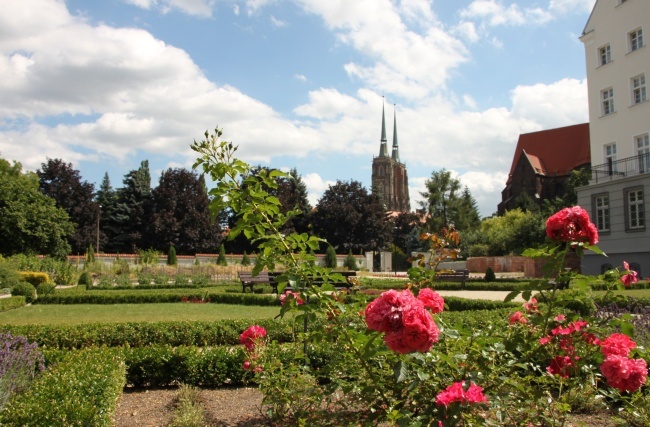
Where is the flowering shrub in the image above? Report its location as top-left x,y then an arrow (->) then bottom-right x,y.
279,291 -> 304,306
239,325 -> 267,352
0,332 -> 45,409
621,261 -> 639,287
194,129 -> 649,426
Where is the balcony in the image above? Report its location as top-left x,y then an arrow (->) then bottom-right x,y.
590,152 -> 650,183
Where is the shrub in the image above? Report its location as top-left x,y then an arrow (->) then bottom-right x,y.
17,272 -> 49,287
11,283 -> 36,304
241,251 -> 251,266
484,267 -> 496,282
0,347 -> 125,427
86,243 -> 96,263
36,282 -> 55,297
216,244 -> 227,266
0,297 -> 26,312
78,271 -> 93,287
344,250 -> 358,271
0,332 -> 45,410
138,249 -> 160,266
0,263 -> 21,290
469,244 -> 489,257
113,257 -> 130,275
324,246 -> 337,269
168,246 -> 177,266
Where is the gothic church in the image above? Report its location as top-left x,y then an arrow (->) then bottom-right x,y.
371,104 -> 410,212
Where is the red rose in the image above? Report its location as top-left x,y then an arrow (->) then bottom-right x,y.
239,325 -> 267,352
601,355 -> 647,393
601,333 -> 636,358
545,206 -> 598,245
417,288 -> 445,314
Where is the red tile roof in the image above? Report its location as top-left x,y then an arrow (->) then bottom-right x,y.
506,123 -> 590,185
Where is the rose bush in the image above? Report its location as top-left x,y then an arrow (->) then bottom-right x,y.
196,129 -> 649,426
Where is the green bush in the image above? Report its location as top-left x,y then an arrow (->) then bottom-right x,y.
344,250 -> 358,271
216,244 -> 227,266
11,283 -> 36,304
0,347 -> 125,427
36,282 -> 55,297
469,244 -> 490,257
324,246 -> 337,269
0,296 -> 26,312
241,251 -> 251,266
78,271 -> 93,287
484,267 -> 496,282
168,245 -> 177,266
138,249 -> 160,265
0,262 -> 21,289
1,319 -> 296,350
17,272 -> 49,287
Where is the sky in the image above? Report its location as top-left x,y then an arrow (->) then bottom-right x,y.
0,0 -> 597,218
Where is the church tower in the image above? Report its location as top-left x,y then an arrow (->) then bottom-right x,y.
372,103 -> 410,212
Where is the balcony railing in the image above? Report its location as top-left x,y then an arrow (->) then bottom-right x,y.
590,152 -> 650,183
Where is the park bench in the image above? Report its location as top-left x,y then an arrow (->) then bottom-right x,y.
271,271 -> 357,293
238,271 -> 278,294
435,269 -> 470,289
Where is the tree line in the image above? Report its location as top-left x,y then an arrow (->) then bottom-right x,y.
4,152 -> 580,263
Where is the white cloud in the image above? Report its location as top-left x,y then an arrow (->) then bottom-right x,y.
511,78 -> 589,128
296,0 -> 469,100
294,74 -> 307,82
461,1 -> 553,27
303,172 -> 336,206
122,0 -> 215,17
453,21 -> 480,43
549,0 -> 596,14
270,15 -> 286,27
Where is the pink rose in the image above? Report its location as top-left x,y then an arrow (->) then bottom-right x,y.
601,333 -> 636,358
547,355 -> 574,378
523,298 -> 538,313
509,311 -> 528,325
436,381 -> 487,407
365,289 -> 440,354
239,325 -> 267,352
242,361 -> 251,371
279,291 -> 305,305
601,355 -> 648,393
621,261 -> 639,287
417,288 -> 445,314
545,206 -> 598,245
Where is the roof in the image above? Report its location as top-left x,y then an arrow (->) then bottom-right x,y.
505,123 -> 590,185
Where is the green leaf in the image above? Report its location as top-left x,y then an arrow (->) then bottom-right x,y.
504,290 -> 521,303
393,360 -> 408,383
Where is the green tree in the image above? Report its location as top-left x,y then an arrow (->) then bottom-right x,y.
144,168 -> 215,254
37,158 -> 99,254
109,161 -> 152,253
86,243 -> 95,263
216,244 -> 227,266
241,251 -> 251,266
324,245 -> 337,269
419,169 -> 480,233
344,250 -> 358,271
0,158 -> 73,258
312,180 -> 391,254
95,172 -> 116,253
167,245 -> 177,266
463,209 -> 545,256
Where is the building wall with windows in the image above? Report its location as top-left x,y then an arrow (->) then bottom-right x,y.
577,0 -> 650,277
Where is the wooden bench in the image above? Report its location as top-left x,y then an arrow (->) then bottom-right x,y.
238,271 -> 278,294
435,269 -> 470,289
271,271 -> 357,293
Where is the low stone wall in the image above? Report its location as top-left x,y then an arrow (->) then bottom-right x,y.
467,255 -> 580,278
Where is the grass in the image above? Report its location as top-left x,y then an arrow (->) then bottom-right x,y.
0,303 -> 282,325
594,289 -> 650,298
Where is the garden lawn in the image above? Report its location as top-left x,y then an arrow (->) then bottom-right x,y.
0,303 -> 282,325
594,289 -> 650,298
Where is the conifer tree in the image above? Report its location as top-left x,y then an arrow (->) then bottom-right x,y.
167,245 -> 177,266
324,245 -> 337,269
241,251 -> 251,266
344,250 -> 357,271
216,244 -> 227,266
86,243 -> 95,264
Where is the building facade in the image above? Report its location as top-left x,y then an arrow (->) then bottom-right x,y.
577,0 -> 650,277
498,124 -> 591,215
372,104 -> 410,212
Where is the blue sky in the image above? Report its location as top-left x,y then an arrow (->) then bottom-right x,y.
0,0 -> 596,217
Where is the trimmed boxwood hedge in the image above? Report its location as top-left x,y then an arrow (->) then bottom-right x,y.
1,319 -> 298,350
359,277 -> 530,292
34,289 -> 279,306
0,347 -> 125,427
0,296 -> 26,312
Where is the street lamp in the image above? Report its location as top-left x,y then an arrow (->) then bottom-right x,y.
97,205 -> 102,254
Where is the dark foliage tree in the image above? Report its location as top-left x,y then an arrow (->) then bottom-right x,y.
167,245 -> 177,266
109,161 -> 152,253
37,158 -> 99,254
419,169 -> 480,232
390,212 -> 425,254
312,180 -> 391,253
144,168 -> 215,254
325,245 -> 337,269
95,172 -> 117,253
0,158 -> 73,258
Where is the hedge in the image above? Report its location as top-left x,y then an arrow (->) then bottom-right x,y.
34,289 -> 279,306
17,272 -> 50,287
359,277 -> 529,292
0,347 -> 125,427
0,296 -> 26,312
1,319 -> 297,350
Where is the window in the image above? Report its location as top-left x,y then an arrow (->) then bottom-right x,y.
605,143 -> 618,174
599,44 -> 611,66
632,74 -> 647,105
637,133 -> 650,173
592,193 -> 610,233
629,28 -> 644,52
625,187 -> 645,231
601,87 -> 615,115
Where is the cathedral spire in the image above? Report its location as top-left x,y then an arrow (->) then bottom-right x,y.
391,105 -> 400,162
379,99 -> 389,157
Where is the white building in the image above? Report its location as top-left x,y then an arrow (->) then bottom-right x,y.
577,0 -> 650,277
